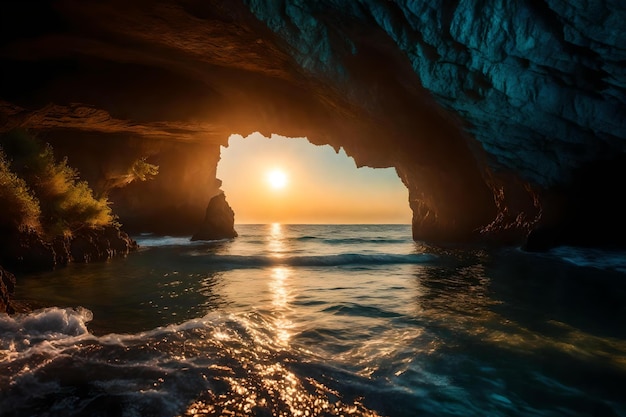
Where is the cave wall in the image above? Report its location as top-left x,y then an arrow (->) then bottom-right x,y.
244,1 -> 626,185
45,130 -> 223,235
242,0 -> 626,245
1,0 -> 625,247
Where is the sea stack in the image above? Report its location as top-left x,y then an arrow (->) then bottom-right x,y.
191,192 -> 238,241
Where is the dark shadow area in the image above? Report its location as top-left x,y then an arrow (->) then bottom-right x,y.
525,155 -> 626,251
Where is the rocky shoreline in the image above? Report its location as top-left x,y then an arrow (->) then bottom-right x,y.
0,226 -> 138,314
0,265 -> 15,314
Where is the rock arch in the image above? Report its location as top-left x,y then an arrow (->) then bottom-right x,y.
1,0 -> 624,248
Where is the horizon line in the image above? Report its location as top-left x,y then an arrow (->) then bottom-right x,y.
235,223 -> 411,225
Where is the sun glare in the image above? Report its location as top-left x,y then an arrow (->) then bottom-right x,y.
217,133 -> 412,224
267,169 -> 288,189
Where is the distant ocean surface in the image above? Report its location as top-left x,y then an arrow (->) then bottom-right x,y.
2,224 -> 626,416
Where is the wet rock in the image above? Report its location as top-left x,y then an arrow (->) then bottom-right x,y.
0,230 -> 57,272
192,192 -> 238,241
0,227 -> 138,271
70,226 -> 138,263
52,236 -> 72,267
0,265 -> 16,314
0,1 -> 624,249
0,226 -> 137,314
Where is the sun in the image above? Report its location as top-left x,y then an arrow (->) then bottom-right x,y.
267,169 -> 288,189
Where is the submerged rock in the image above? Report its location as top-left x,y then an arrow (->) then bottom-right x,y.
192,193 -> 238,241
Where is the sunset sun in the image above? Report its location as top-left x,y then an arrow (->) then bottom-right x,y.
267,168 -> 288,189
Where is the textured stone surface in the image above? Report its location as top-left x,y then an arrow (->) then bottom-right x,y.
192,193 -> 238,241
245,0 -> 626,184
1,0 -> 624,248
0,265 -> 16,314
0,227 -> 138,272
0,227 -> 137,312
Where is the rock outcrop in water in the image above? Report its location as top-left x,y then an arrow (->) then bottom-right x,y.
0,1 -> 624,249
0,227 -> 138,272
0,227 -> 137,313
191,193 -> 238,241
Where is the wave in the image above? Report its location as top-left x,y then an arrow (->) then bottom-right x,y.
192,252 -> 434,268
0,307 -> 93,354
134,235 -> 233,247
296,235 -> 319,241
134,235 -> 196,247
550,246 -> 626,273
296,236 -> 409,245
0,308 -> 385,417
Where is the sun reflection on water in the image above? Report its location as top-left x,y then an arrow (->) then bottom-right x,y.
265,223 -> 294,345
269,223 -> 285,258
270,266 -> 294,346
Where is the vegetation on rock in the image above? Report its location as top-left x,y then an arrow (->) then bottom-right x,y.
0,129 -> 116,237
98,156 -> 159,198
0,150 -> 41,233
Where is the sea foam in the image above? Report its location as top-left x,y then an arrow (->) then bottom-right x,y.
0,307 -> 93,354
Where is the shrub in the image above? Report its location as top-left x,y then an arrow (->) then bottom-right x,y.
131,157 -> 159,182
0,149 -> 42,232
0,130 -> 116,237
98,156 -> 159,197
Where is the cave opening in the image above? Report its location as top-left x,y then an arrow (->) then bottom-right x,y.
216,132 -> 412,226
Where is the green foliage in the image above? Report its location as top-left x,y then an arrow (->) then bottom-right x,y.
0,129 -> 116,237
131,157 -> 159,182
99,156 -> 159,197
0,150 -> 41,232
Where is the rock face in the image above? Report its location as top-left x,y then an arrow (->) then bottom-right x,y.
0,226 -> 138,312
0,265 -> 16,314
192,193 -> 238,241
1,1 -> 624,249
0,227 -> 138,273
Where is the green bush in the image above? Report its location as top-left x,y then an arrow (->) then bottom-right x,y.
131,157 -> 159,182
0,150 -> 41,232
0,130 -> 116,237
98,156 -> 159,197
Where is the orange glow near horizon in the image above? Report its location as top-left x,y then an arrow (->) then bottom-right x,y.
217,133 -> 412,224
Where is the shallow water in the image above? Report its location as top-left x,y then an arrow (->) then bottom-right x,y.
2,224 -> 625,416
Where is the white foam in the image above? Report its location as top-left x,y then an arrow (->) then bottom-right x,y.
133,236 -> 190,247
0,307 -> 93,354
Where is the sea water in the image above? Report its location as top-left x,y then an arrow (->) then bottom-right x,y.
1,224 -> 625,416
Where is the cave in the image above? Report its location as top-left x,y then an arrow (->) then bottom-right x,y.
2,2 -> 626,414
1,0 -> 624,249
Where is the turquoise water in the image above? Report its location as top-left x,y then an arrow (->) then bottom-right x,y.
1,224 -> 625,416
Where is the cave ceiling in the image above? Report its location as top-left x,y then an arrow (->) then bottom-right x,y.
1,0 -> 625,246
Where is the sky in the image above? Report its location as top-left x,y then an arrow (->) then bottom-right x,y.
217,133 -> 412,224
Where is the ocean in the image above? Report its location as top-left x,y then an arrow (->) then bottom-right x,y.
1,224 -> 625,416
